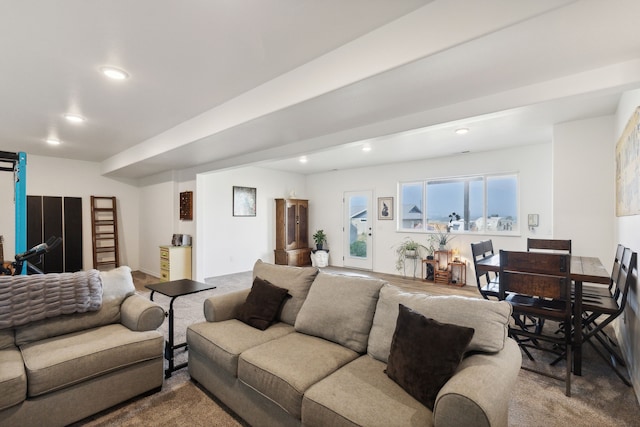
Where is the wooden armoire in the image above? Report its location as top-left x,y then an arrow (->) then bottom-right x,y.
274,198 -> 311,266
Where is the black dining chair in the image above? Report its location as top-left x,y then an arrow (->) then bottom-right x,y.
580,244 -> 625,300
470,240 -> 499,300
499,250 -> 573,397
579,247 -> 636,386
527,238 -> 572,254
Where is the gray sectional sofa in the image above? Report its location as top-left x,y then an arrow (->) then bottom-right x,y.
187,260 -> 522,427
0,266 -> 166,427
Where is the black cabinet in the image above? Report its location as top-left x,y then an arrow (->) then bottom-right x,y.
27,195 -> 82,273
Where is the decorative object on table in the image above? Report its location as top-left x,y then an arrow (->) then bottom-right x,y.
433,225 -> 455,250
233,186 -> 256,217
312,229 -> 327,250
448,212 -> 461,231
179,191 -> 193,220
615,106 -> 640,216
394,237 -> 427,277
377,197 -> 394,220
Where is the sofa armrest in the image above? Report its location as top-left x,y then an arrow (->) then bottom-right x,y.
203,288 -> 251,322
120,294 -> 166,331
433,338 -> 521,427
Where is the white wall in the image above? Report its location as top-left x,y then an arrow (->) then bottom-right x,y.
0,154 -> 140,270
614,88 -> 640,394
305,143 -> 553,277
137,171 -> 176,276
196,166 -> 306,280
553,115 -> 615,267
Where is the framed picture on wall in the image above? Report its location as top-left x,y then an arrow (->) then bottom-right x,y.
233,186 -> 257,217
378,197 -> 393,220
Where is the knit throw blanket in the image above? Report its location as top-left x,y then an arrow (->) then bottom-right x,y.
0,269 -> 102,329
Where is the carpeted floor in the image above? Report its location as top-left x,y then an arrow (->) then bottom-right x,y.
74,269 -> 640,426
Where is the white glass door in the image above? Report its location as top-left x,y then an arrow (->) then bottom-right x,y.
343,190 -> 373,270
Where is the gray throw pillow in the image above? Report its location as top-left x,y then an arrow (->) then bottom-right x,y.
294,271 -> 386,353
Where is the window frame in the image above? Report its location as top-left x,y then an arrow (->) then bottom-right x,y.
397,172 -> 520,236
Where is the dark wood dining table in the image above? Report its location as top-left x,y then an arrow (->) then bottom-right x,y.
476,253 -> 610,375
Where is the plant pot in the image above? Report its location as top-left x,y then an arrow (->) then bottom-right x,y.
427,255 -> 434,260
439,244 -> 446,250
316,244 -> 323,250
405,249 -> 416,257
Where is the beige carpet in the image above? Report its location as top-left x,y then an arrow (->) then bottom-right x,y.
73,270 -> 640,426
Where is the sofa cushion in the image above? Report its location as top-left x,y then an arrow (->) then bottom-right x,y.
187,319 -> 294,376
0,347 -> 26,411
252,260 -> 318,325
15,266 -> 136,346
386,304 -> 474,411
368,284 -> 511,362
237,277 -> 289,330
302,355 -> 432,427
294,272 -> 385,353
238,332 -> 359,419
20,323 -> 162,397
0,328 -> 14,350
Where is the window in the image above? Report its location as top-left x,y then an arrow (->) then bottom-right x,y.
398,174 -> 518,234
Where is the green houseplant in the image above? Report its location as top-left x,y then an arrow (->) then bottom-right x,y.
313,229 -> 327,250
433,225 -> 455,250
393,237 -> 427,274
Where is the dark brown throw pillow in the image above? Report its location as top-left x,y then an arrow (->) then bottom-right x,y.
236,277 -> 289,330
386,304 -> 475,410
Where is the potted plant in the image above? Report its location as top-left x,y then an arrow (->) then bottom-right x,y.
425,234 -> 437,259
434,225 -> 455,250
313,229 -> 327,250
393,237 -> 427,273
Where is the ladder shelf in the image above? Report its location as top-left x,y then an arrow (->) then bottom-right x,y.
90,196 -> 120,270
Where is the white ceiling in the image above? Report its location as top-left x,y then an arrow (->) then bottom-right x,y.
2,0 -> 640,179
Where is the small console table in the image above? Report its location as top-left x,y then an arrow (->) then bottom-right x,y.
145,279 -> 216,378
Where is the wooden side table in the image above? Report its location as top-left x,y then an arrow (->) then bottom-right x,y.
433,250 -> 452,284
449,261 -> 466,287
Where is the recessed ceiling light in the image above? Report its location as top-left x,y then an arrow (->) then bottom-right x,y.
455,128 -> 469,135
299,156 -> 308,164
362,145 -> 372,152
46,138 -> 61,145
100,66 -> 129,80
64,113 -> 85,123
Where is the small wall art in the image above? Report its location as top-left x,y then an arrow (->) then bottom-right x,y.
233,186 -> 257,217
378,197 -> 394,220
179,191 -> 193,221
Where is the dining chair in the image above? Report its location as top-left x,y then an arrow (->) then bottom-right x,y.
527,238 -> 572,254
579,247 -> 636,386
470,240 -> 499,300
580,244 -> 625,299
499,250 -> 573,396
